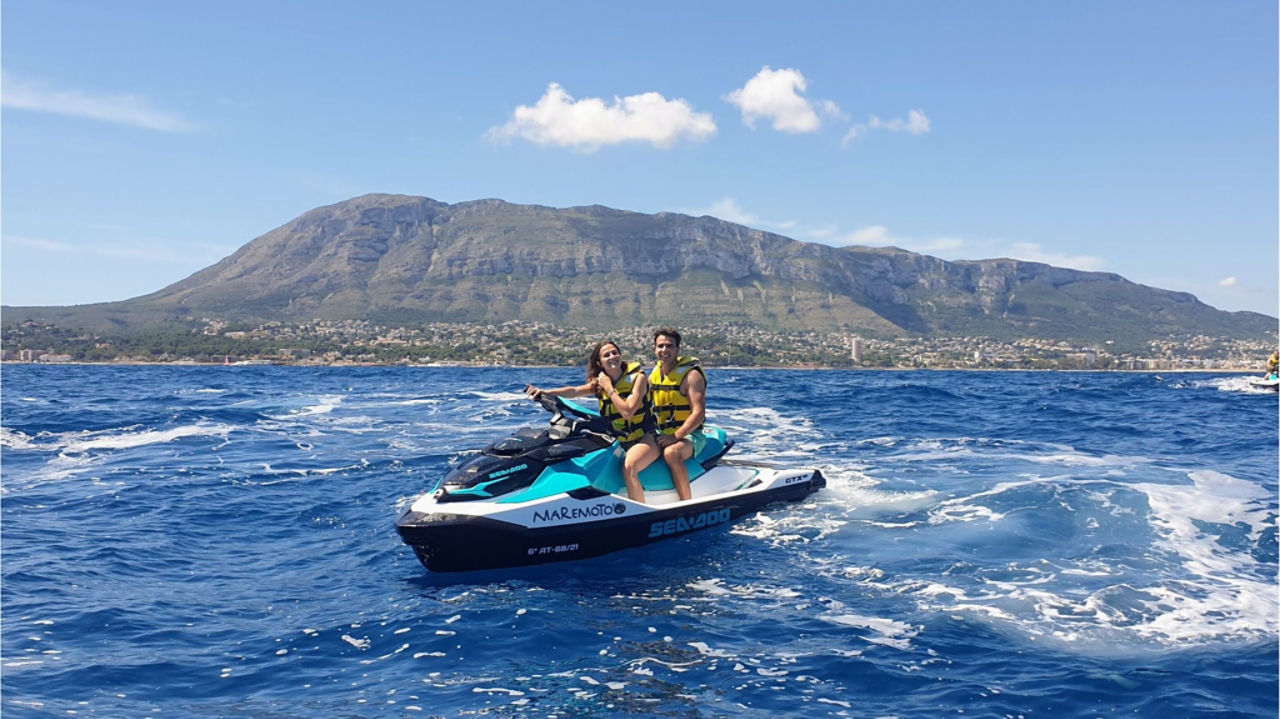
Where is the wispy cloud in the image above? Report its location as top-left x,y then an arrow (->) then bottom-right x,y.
486,82 -> 715,152
1003,242 -> 1106,271
1218,276 -> 1237,287
725,66 -> 839,133
4,234 -> 231,263
1,71 -> 196,132
843,109 -> 931,146
836,225 -> 967,256
834,226 -> 1105,271
687,197 -> 797,233
4,235 -> 74,253
687,198 -> 1107,273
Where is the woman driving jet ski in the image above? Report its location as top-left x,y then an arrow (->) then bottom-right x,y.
524,341 -> 661,503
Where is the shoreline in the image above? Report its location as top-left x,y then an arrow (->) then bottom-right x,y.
0,360 -> 1266,374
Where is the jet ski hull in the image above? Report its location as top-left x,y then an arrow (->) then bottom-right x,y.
397,466 -> 825,572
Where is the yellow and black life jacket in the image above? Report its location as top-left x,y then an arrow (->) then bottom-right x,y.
598,361 -> 652,443
648,357 -> 703,435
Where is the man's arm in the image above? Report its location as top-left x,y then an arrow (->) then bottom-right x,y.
671,369 -> 706,441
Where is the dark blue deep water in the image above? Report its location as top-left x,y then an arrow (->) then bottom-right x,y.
3,365 -> 1276,718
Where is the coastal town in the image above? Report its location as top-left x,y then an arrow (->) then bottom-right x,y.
3,318 -> 1274,371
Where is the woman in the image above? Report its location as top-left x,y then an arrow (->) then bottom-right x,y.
524,341 -> 661,503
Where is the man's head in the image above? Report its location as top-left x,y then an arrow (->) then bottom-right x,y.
653,327 -> 681,349
654,327 -> 681,365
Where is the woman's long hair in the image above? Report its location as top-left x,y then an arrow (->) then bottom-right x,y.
586,340 -> 621,394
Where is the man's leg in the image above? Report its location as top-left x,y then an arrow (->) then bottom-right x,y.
662,439 -> 693,501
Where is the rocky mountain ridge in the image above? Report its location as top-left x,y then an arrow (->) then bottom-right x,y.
4,193 -> 1273,344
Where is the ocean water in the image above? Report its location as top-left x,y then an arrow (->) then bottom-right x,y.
2,365 -> 1275,718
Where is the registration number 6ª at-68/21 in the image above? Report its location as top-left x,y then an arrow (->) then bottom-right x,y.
528,543 -> 579,556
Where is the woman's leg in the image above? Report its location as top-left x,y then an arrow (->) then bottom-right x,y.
622,436 -> 660,503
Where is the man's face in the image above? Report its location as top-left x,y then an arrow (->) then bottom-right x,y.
655,335 -> 678,364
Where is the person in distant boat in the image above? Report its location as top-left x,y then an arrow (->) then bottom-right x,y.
1267,350 -> 1278,380
649,327 -> 704,502
524,341 -> 660,503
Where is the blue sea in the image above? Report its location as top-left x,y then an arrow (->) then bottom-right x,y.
2,365 -> 1276,718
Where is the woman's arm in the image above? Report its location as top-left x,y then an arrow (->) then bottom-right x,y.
524,382 -> 594,400
597,372 -> 648,419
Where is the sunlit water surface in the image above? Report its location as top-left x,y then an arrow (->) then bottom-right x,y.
2,366 -> 1275,717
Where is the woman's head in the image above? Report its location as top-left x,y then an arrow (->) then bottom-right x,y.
587,340 -> 622,384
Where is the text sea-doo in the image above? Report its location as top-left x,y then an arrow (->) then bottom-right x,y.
396,395 -> 825,572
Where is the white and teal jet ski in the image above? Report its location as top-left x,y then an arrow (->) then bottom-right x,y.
396,395 -> 825,572
1249,374 -> 1280,391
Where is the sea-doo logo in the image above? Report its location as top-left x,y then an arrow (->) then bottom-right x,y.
488,463 -> 528,480
648,508 -> 731,538
533,502 -> 626,524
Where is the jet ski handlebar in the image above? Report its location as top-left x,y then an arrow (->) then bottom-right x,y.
537,394 -> 610,439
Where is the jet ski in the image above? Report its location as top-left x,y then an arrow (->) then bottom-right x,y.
396,394 -> 825,572
1248,374 -> 1280,391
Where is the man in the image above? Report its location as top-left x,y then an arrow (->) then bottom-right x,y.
648,327 -> 705,501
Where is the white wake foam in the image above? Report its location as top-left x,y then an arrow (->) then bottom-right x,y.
1195,376 -> 1277,394
59,423 -> 234,453
0,427 -> 36,449
885,469 -> 1278,651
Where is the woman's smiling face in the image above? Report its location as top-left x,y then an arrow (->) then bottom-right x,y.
599,343 -> 622,373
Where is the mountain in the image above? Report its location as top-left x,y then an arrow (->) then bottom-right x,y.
4,193 -> 1274,343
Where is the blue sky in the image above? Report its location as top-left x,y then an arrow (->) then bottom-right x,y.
3,0 -> 1277,317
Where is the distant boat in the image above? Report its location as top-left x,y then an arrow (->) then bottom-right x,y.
231,359 -> 274,366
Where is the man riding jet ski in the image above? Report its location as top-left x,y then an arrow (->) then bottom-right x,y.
395,395 -> 825,573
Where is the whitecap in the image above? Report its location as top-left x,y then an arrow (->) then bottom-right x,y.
269,395 -> 345,419
468,390 -> 526,402
819,612 -> 920,650
885,469 -> 1277,652
472,687 -> 525,696
60,423 -> 233,453
0,427 -> 36,449
341,635 -> 371,650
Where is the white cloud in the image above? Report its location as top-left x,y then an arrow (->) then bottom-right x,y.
1218,276 -> 1237,287
844,225 -> 892,245
1005,242 -> 1106,272
486,82 -> 715,152
843,109 -> 931,146
687,197 -> 797,233
1,72 -> 196,132
818,225 -> 1105,271
725,66 -> 835,133
836,225 -> 966,255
